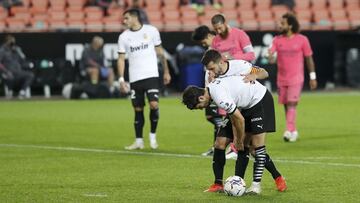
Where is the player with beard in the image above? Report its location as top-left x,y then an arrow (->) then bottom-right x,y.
268,13 -> 317,142
211,14 -> 256,159
211,14 -> 255,62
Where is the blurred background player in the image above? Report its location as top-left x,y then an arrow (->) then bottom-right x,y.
80,36 -> 115,91
211,14 -> 256,159
191,25 -> 225,157
0,35 -> 34,99
268,13 -> 317,142
117,9 -> 171,150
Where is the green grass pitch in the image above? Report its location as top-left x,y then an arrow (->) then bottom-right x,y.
0,92 -> 360,202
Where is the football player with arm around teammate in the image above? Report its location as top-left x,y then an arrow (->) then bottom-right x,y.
268,13 -> 317,142
117,9 -> 171,150
182,50 -> 286,194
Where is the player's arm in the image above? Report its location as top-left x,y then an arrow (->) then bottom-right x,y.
117,53 -> 127,93
305,56 -> 317,90
232,30 -> 255,61
155,45 -> 171,85
243,66 -> 269,83
229,109 -> 245,151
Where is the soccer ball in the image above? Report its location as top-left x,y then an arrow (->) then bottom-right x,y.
224,176 -> 246,196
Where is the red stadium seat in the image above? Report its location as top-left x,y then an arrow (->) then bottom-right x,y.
328,0 -> 345,9
240,19 -> 258,31
6,18 -> 27,32
182,18 -> 200,32
147,10 -> 163,22
49,20 -> 67,31
30,18 -> 49,32
254,0 -> 271,10
31,0 -> 49,9
294,0 -> 311,10
84,6 -> 104,20
272,5 -> 290,21
312,9 -> 332,30
103,18 -> 123,32
163,0 -> 180,10
258,20 -> 276,31
238,0 -> 254,10
220,0 -> 238,9
150,19 -> 165,31
163,9 -> 181,21
145,0 -> 162,11
348,8 -> 360,28
67,19 -> 85,31
311,0 -> 327,9
0,21 -> 6,32
85,19 -> 104,32
49,0 -> 66,11
238,10 -> 256,21
67,11 -> 85,21
298,18 -> 312,30
0,7 -> 8,21
163,20 -> 182,31
49,11 -> 67,21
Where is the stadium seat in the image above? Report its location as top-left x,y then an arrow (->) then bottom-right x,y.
150,19 -> 165,31
32,13 -> 48,21
312,9 -> 332,30
49,0 -> 66,11
84,6 -> 104,20
5,18 -> 27,32
147,10 -> 163,22
10,6 -> 29,15
67,20 -> 85,31
258,20 -> 276,31
238,0 -> 254,10
163,9 -> 181,21
298,19 -> 312,30
272,5 -> 290,20
13,12 -> 32,24
67,11 -> 85,21
182,18 -> 200,32
31,0 -> 49,9
239,10 -> 256,22
103,17 -> 122,32
311,0 -> 327,9
144,0 -> 162,11
85,19 -> 104,32
328,0 -> 345,9
164,20 -> 182,31
180,7 -> 198,20
348,9 -> 360,28
345,0 -> 360,8
30,19 -> 49,32
294,9 -> 312,21
163,0 -> 180,10
294,0 -> 311,10
240,20 -> 258,31
220,0 -> 238,9
254,0 -> 271,10
67,0 -> 86,10
48,20 -> 67,31
0,7 -> 8,21
0,21 -> 6,32
203,7 -> 221,19
30,7 -> 48,15
49,11 -> 67,21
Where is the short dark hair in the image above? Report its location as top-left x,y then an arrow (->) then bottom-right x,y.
211,14 -> 226,25
182,85 -> 205,110
201,49 -> 222,66
123,8 -> 141,23
283,12 -> 300,33
191,25 -> 216,42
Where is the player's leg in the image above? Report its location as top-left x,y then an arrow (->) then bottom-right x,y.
285,83 -> 303,142
205,118 -> 232,192
125,81 -> 145,150
202,105 -> 222,156
86,67 -> 99,84
146,77 -> 160,149
234,133 -> 251,178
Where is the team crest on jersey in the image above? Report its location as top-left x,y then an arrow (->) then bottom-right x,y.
143,33 -> 148,40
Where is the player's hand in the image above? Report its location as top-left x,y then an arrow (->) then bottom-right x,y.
309,79 -> 317,90
119,81 -> 129,93
234,140 -> 244,151
243,74 -> 256,83
163,72 -> 171,85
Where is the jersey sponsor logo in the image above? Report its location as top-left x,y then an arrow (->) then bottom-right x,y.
251,117 -> 262,122
130,43 -> 149,53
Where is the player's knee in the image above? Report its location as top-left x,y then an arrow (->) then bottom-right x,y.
149,101 -> 158,109
214,138 -> 227,150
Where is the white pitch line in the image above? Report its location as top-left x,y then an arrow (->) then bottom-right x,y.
83,193 -> 107,198
1,143 -> 360,168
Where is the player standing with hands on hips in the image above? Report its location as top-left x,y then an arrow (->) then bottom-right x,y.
268,13 -> 317,142
117,9 -> 171,150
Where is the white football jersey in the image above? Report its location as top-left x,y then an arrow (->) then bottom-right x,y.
208,63 -> 267,113
118,24 -> 161,83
